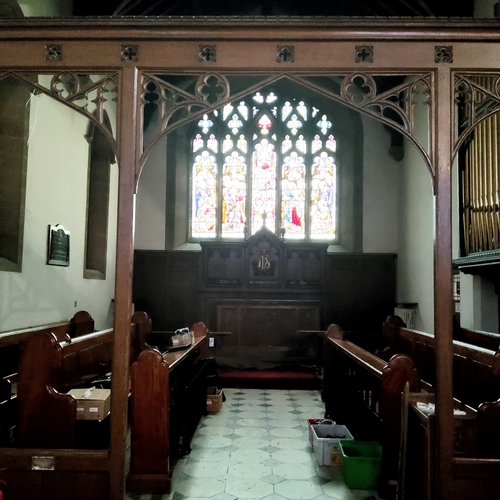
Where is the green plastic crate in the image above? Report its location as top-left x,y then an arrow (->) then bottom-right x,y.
339,440 -> 382,490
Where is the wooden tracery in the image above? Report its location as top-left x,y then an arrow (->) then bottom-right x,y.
0,71 -> 118,154
137,71 -> 434,186
455,74 -> 500,256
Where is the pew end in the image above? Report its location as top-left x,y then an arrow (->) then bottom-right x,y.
325,323 -> 344,340
127,323 -> 210,494
477,398 -> 500,458
14,311 -> 152,450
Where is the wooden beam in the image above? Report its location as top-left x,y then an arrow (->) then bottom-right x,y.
434,66 -> 454,500
109,65 -> 139,500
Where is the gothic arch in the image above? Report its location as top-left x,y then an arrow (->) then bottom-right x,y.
136,71 -> 434,191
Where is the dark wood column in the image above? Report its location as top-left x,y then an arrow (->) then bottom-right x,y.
110,66 -> 139,500
434,66 -> 454,500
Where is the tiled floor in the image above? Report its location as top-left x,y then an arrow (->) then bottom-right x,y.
125,388 -> 380,500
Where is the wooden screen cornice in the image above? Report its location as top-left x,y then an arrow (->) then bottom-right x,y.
2,15 -> 500,500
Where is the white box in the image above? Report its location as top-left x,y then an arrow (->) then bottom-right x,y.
312,424 -> 354,466
307,418 -> 334,445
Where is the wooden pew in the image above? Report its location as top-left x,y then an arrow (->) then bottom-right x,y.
127,322 -> 209,493
380,315 -> 500,411
454,325 -> 500,352
0,310 -> 95,383
0,311 -> 95,446
0,310 -> 95,347
16,310 -> 151,449
376,316 -> 500,499
0,311 -> 151,500
405,392 -> 500,500
322,324 -> 422,497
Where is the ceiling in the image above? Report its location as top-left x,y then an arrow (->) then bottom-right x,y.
72,0 -> 473,18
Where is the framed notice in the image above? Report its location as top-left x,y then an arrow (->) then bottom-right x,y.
47,224 -> 70,266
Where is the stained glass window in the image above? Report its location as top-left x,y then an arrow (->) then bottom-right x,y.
191,150 -> 217,237
282,151 -> 306,238
252,139 -> 277,233
310,152 -> 336,238
190,90 -> 338,241
222,151 -> 247,236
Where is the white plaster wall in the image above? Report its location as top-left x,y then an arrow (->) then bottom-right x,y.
397,134 -> 434,333
362,115 -> 399,253
460,274 -> 498,332
134,123 -> 167,250
18,0 -> 72,16
0,87 -> 118,331
474,0 -> 497,18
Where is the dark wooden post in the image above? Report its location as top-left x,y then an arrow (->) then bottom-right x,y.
109,65 -> 139,500
434,66 -> 454,500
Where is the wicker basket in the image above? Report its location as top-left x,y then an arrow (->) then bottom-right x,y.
206,389 -> 223,414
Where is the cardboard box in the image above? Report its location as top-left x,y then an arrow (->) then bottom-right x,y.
206,389 -> 223,414
312,424 -> 353,466
68,388 -> 111,421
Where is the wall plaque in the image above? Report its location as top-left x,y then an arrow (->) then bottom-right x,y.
47,224 -> 70,266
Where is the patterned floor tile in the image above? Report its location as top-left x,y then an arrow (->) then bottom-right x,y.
271,448 -> 316,464
188,448 -> 231,462
236,418 -> 269,427
262,474 -> 286,485
268,418 -> 301,428
176,478 -> 226,498
210,494 -> 238,500
225,478 -> 274,499
268,427 -> 303,438
232,436 -> 270,448
237,411 -> 268,419
230,448 -> 271,463
269,437 -> 307,449
273,463 -> 317,480
234,426 -> 270,437
216,473 -> 240,484
275,479 -> 323,499
183,461 -> 228,478
126,388 -> 382,500
228,462 -> 272,479
197,426 -> 234,436
191,435 -> 233,448
260,445 -> 281,454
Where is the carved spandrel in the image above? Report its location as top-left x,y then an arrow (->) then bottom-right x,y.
9,72 -> 118,154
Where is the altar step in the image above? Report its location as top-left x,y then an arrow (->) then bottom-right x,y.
218,367 -> 321,390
